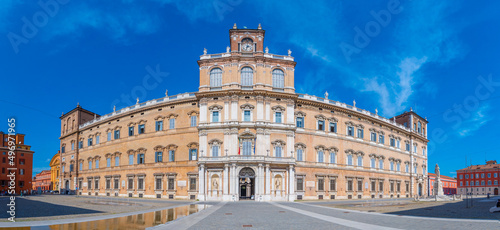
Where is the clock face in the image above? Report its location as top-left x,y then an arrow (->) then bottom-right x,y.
243,43 -> 253,51
241,38 -> 253,52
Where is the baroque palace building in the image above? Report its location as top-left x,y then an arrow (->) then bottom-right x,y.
59,24 -> 429,201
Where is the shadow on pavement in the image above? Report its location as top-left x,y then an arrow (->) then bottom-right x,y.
0,197 -> 103,218
385,198 -> 500,220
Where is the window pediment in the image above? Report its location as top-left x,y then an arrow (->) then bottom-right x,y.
344,149 -> 355,155
295,111 -> 307,117
154,145 -> 164,151
328,117 -> 338,123
314,114 -> 326,120
166,144 -> 178,150
167,113 -> 178,119
240,103 -> 255,110
271,105 -> 285,112
238,130 -> 256,139
137,147 -> 147,154
271,139 -> 286,146
345,121 -> 355,126
208,138 -> 223,145
328,146 -> 339,152
186,142 -> 199,149
295,142 -> 307,149
154,115 -> 165,121
209,104 -> 223,111
127,122 -> 136,127
356,151 -> 365,156
187,110 -> 199,116
314,145 -> 327,151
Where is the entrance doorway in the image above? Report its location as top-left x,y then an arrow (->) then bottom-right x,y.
418,184 -> 422,196
495,188 -> 499,195
239,167 -> 255,200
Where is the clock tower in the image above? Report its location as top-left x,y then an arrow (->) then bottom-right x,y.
229,23 -> 265,53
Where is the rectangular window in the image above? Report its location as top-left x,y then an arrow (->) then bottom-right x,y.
371,181 -> 376,192
88,179 -> 92,189
379,181 -> 384,191
296,117 -> 304,128
242,141 -> 252,155
138,178 -> 144,190
156,178 -> 162,190
296,178 -> 304,191
390,138 -> 395,147
155,152 -> 163,162
379,135 -> 384,144
107,132 -> 112,141
137,154 -> 145,164
297,149 -> 303,161
212,146 -> 219,157
329,152 -> 335,164
397,163 -> 400,172
189,149 -> 197,161
405,164 -> 409,173
62,146 -> 65,153
330,122 -> 337,133
106,158 -> 111,167
347,180 -> 353,191
357,180 -> 363,191
156,121 -> 163,131
138,124 -> 145,134
95,159 -> 99,169
168,178 -> 175,190
390,181 -> 394,192
275,146 -> 282,158
20,169 -> 25,175
357,129 -> 364,138
129,155 -> 133,165
318,151 -> 324,163
275,112 -> 282,123
79,162 -> 82,170
95,180 -> 99,189
114,179 -> 119,189
488,173 -> 491,178
88,160 -> 92,170
347,126 -> 354,136
390,162 -> 394,171
78,141 -> 83,149
213,111 -> 219,122
347,155 -> 353,166
396,140 -> 400,149
106,179 -> 111,189
114,130 -> 120,139
191,116 -> 197,127
318,120 -> 324,131
169,150 -> 175,161
405,143 -> 410,151
379,160 -> 383,169
371,158 -> 376,168
190,178 -> 197,191
96,136 -> 100,144
326,179 -> 335,191
115,156 -> 119,166
169,118 -> 175,129
357,156 -> 362,166
244,110 -> 251,121
318,178 -> 324,191
371,132 -> 376,142
129,127 -> 134,136
494,173 -> 498,178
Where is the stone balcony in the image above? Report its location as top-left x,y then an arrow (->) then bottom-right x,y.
198,155 -> 296,165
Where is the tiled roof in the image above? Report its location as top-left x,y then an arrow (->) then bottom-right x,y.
457,161 -> 500,171
428,173 -> 456,181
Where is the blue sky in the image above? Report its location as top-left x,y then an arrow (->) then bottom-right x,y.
1,0 -> 499,177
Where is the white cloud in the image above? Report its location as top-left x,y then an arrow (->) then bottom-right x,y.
458,104 -> 491,137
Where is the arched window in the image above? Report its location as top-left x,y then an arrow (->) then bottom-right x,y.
210,68 -> 222,88
272,69 -> 284,89
241,67 -> 253,87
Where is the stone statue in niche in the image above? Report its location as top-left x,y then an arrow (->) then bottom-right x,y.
275,178 -> 281,190
212,178 -> 219,190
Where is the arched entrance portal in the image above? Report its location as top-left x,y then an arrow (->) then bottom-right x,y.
494,188 -> 499,195
239,167 -> 255,200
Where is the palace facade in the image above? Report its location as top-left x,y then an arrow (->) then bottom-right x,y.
58,24 -> 429,201
457,160 -> 499,196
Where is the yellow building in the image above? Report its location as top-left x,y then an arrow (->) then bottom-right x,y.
50,152 -> 60,191
58,24 -> 429,201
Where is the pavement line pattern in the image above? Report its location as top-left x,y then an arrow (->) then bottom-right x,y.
150,202 -> 227,230
298,202 -> 500,223
270,202 -> 402,230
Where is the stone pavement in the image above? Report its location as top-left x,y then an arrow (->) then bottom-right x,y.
157,201 -> 500,230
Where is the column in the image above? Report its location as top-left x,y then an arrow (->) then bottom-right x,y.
289,165 -> 295,201
265,100 -> 271,121
265,164 -> 270,195
224,97 -> 230,121
231,95 -> 238,121
198,164 -> 205,201
286,100 -> 294,124
256,96 -> 264,121
200,99 -> 208,123
223,164 -> 229,195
